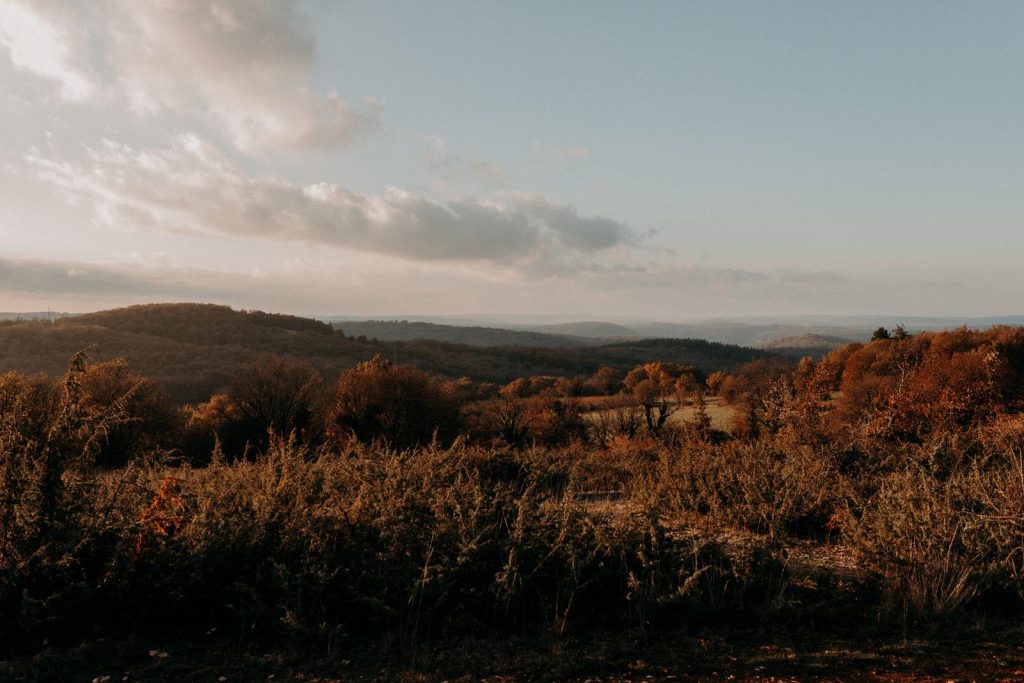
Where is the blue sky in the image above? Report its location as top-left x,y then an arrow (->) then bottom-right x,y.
1,1 -> 1022,317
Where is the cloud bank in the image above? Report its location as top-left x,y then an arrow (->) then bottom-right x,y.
0,253 -> 850,319
0,0 -> 380,153
0,1 -> 857,317
0,255 -> 246,300
26,134 -> 635,272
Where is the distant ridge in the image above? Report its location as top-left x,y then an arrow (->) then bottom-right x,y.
332,320 -> 597,348
0,303 -> 779,404
760,334 -> 855,359
525,321 -> 639,339
0,311 -> 73,321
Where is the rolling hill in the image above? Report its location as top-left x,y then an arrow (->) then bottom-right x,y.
0,303 -> 779,404
523,321 -> 639,339
331,320 -> 596,347
760,334 -> 855,359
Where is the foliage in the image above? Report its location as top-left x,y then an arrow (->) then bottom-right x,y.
4,323 -> 1024,661
229,354 -> 324,451
330,355 -> 460,449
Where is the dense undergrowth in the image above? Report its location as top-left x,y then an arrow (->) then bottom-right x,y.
3,326 -> 1024,664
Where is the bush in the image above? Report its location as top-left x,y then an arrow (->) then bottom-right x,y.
651,434 -> 844,539
330,355 -> 461,449
850,464 -> 995,617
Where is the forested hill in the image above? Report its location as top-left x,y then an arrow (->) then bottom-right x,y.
0,303 -> 778,404
759,334 -> 854,359
332,319 -> 596,348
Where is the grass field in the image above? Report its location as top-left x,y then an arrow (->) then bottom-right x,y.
582,395 -> 738,432
673,396 -> 737,431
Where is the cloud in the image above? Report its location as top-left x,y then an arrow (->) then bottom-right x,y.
0,255 -> 242,299
0,253 -> 372,311
509,193 -> 631,252
426,135 -> 507,189
0,251 -> 851,320
26,134 -> 635,271
0,1 -> 96,101
0,0 -> 380,153
554,256 -> 843,294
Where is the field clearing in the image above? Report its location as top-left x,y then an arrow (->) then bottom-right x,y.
583,395 -> 738,432
673,396 -> 737,431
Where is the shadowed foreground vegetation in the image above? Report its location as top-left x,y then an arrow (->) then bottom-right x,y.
4,324 -> 1024,679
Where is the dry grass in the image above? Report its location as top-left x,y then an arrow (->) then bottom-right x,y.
583,396 -> 737,434
5,349 -> 1024,677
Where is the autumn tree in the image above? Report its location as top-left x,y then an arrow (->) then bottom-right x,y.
230,354 -> 324,449
492,398 -> 533,446
530,397 -> 588,446
585,366 -> 624,395
623,361 -> 697,436
77,358 -> 179,467
183,393 -> 249,461
807,326 -> 1024,441
718,358 -> 795,439
330,355 -> 460,448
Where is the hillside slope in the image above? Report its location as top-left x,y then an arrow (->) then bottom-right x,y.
524,321 -> 639,339
331,320 -> 595,347
0,303 -> 778,403
760,334 -> 855,359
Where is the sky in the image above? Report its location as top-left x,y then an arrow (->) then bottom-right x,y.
1,1 -> 1023,319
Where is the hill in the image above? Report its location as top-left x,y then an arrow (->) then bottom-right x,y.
0,303 -> 779,404
760,334 -> 855,359
331,320 -> 594,347
324,314 -> 1024,349
0,311 -> 73,321
524,321 -> 639,339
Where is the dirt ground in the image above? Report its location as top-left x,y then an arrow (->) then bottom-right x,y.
7,625 -> 1024,682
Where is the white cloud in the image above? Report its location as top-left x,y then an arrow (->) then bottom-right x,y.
26,134 -> 634,272
0,1 -> 96,101
0,0 -> 380,153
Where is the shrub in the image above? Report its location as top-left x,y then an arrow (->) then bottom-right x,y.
652,434 -> 844,539
230,354 -> 325,451
849,464 -> 996,618
330,355 -> 461,449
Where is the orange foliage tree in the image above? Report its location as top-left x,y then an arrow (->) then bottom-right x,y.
330,354 -> 461,449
